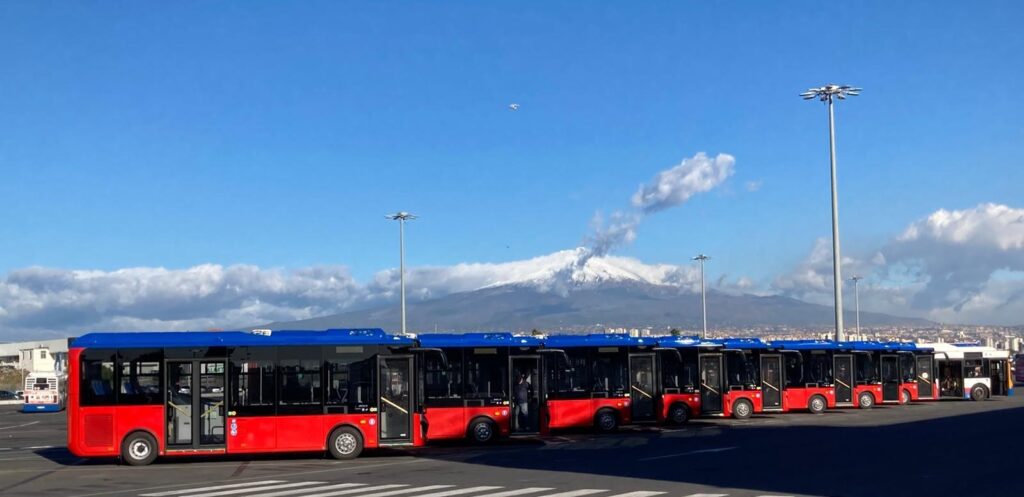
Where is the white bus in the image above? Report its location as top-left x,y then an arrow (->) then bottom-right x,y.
918,343 -> 1012,401
23,372 -> 67,412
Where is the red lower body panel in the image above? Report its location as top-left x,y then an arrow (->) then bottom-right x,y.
546,397 -> 631,430
782,387 -> 836,411
657,393 -> 702,422
423,406 -> 511,441
852,384 -> 883,408
901,382 -> 919,402
68,405 -> 165,457
722,390 -> 763,417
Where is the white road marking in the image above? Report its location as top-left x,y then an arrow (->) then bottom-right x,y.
404,487 -> 503,497
0,421 -> 40,430
536,491 -> 609,497
165,479 -> 321,495
186,482 -> 326,497
24,445 -> 53,449
681,494 -> 728,497
140,481 -> 286,496
246,483 -> 372,497
605,493 -> 665,497
472,489 -> 554,497
637,447 -> 737,461
304,485 -> 454,497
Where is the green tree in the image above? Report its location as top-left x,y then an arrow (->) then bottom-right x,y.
670,328 -> 683,337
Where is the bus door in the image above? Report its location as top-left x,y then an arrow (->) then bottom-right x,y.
988,359 -> 1007,396
833,354 -> 854,405
628,353 -> 656,422
699,354 -> 723,414
880,355 -> 900,402
165,359 -> 227,449
378,355 -> 414,443
509,356 -> 541,434
916,354 -> 935,399
759,354 -> 783,411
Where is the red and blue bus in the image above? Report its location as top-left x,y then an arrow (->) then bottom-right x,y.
653,336 -> 720,424
68,329 -> 423,465
767,340 -> 837,414
834,341 -> 903,408
415,333 -> 543,443
541,334 -> 655,432
699,338 -> 770,419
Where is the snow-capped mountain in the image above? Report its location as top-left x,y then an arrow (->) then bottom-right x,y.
480,248 -> 695,292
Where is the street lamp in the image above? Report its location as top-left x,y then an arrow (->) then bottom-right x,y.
693,254 -> 710,339
851,275 -> 863,339
386,211 -> 417,335
801,84 -> 861,341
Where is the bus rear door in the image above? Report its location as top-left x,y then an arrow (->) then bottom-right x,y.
916,354 -> 935,399
628,353 -> 656,422
378,356 -> 415,444
510,355 -> 541,434
880,354 -> 900,403
988,359 -> 1007,396
699,354 -> 723,414
833,354 -> 854,405
759,354 -> 783,411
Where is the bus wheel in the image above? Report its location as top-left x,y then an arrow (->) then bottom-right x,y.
901,389 -> 911,404
328,427 -> 363,460
970,385 -> 988,402
858,392 -> 875,409
808,395 -> 827,414
594,410 -> 618,432
469,418 -> 497,444
121,432 -> 158,466
668,404 -> 690,424
732,399 -> 753,419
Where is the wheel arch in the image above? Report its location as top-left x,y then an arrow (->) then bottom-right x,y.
326,422 -> 366,448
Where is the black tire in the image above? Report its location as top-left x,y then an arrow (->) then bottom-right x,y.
327,426 -> 364,460
901,389 -> 911,404
594,409 -> 618,432
858,392 -> 875,409
808,395 -> 827,414
121,431 -> 158,466
732,399 -> 753,420
970,385 -> 988,402
469,418 -> 497,444
668,403 -> 690,425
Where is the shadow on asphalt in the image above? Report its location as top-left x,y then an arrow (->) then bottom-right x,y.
417,402 -> 1024,497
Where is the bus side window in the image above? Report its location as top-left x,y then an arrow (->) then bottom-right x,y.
117,349 -> 163,405
229,346 -> 277,416
325,345 -> 377,414
81,349 -> 117,406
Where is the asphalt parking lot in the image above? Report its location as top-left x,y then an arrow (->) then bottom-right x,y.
1,396 -> 1020,497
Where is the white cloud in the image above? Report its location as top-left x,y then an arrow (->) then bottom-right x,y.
631,152 -> 735,213
0,250 -> 706,339
774,203 -> 1024,325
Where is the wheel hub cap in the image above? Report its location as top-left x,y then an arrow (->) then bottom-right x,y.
130,441 -> 150,459
336,433 -> 357,454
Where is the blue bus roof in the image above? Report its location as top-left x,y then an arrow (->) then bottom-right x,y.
416,333 -> 542,348
770,339 -> 844,351
654,336 -> 722,348
707,337 -> 770,350
71,328 -> 414,348
542,333 -> 655,348
840,341 -> 901,352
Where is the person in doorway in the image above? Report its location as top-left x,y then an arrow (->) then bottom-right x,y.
514,372 -> 532,431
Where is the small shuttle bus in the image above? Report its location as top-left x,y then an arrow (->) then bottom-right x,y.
918,342 -> 1013,400
541,334 -> 656,431
23,372 -> 67,412
767,340 -> 837,414
415,333 -> 542,443
700,338 -> 769,419
68,329 -> 424,465
653,335 -> 720,424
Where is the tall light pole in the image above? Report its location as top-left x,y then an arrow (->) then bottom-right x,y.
693,254 -> 710,339
801,84 -> 861,342
386,212 -> 417,334
851,275 -> 863,339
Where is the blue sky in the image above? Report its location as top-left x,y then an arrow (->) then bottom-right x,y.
1,2 -> 1023,334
